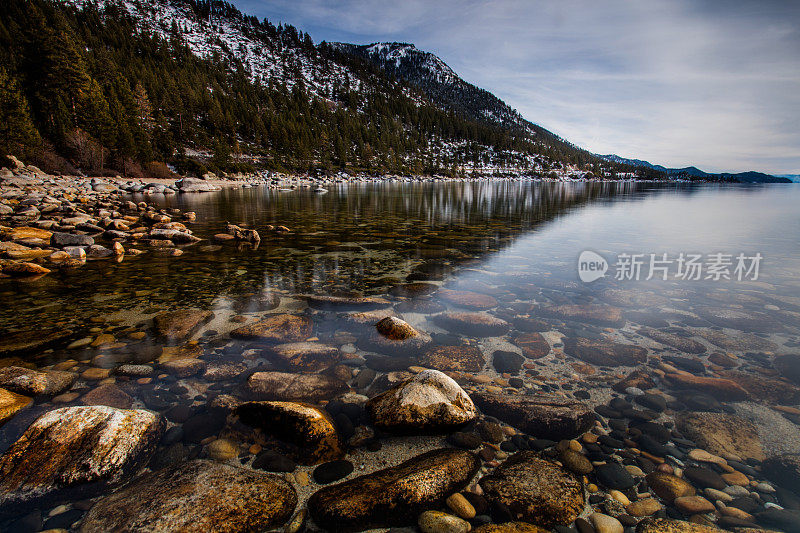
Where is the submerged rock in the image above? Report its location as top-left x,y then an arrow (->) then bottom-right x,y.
244,371 -> 349,402
513,332 -> 551,359
665,373 -> 749,401
304,294 -> 391,311
229,314 -> 312,342
539,304 -> 625,327
265,342 -> 340,372
0,366 -> 76,396
563,337 -> 647,367
0,329 -> 73,356
367,369 -> 477,431
79,460 -> 296,532
433,312 -> 510,337
0,406 -> 163,513
635,518 -> 722,533
0,387 -> 32,425
644,472 -> 696,501
637,328 -> 706,354
308,448 -> 480,531
762,454 -> 800,493
235,401 -> 343,464
438,289 -> 498,310
472,392 -> 594,440
479,451 -> 584,527
419,345 -> 486,372
675,411 -> 765,461
375,316 -> 419,340
152,309 -> 213,340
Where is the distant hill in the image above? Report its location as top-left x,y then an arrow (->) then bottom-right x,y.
598,155 -> 791,183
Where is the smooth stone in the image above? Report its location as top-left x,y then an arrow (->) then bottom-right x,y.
235,401 -> 343,465
479,451 -> 584,527
229,314 -> 312,342
472,393 -> 594,441
595,463 -> 636,490
367,369 -> 477,431
675,412 -> 765,461
77,460 -> 297,532
590,513 -> 623,533
0,387 -> 32,425
634,518 -> 722,532
307,448 -> 480,531
626,498 -> 662,516
418,510 -> 470,533
313,460 -> 354,484
152,309 -> 213,340
244,372 -> 349,403
673,495 -> 715,514
0,366 -> 76,396
645,472 -> 696,501
446,493 -> 476,519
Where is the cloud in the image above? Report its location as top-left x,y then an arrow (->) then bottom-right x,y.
235,0 -> 800,174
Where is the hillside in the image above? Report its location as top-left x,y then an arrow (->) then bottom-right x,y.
0,0 -> 616,179
598,154 -> 791,183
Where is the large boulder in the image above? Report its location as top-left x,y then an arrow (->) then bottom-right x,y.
176,177 -> 219,192
308,448 -> 480,531
675,411 -> 765,461
235,401 -> 343,464
472,393 -> 594,440
229,314 -> 312,343
367,369 -> 477,431
479,451 -> 584,528
152,309 -> 213,340
78,460 -> 296,532
0,406 -> 163,514
244,371 -> 348,402
0,366 -> 76,396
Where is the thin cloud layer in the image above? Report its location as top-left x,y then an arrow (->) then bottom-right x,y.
235,0 -> 800,174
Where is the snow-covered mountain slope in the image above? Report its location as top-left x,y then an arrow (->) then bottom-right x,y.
66,0 -> 361,98
333,41 -> 529,130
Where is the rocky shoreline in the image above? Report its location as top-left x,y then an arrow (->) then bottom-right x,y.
1,159 -> 800,533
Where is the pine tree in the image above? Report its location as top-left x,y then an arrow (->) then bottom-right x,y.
0,67 -> 40,155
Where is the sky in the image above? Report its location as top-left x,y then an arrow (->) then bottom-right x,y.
232,0 -> 800,174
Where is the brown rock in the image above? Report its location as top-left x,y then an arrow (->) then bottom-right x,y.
564,338 -> 647,367
638,328 -> 706,354
161,357 -> 206,377
673,496 -> 715,514
613,370 -> 657,392
245,371 -> 349,403
367,369 -> 477,431
675,412 -> 765,461
389,283 -> 439,298
762,453 -> 800,492
472,393 -> 594,441
438,289 -> 498,310
479,451 -> 584,527
153,309 -> 213,340
718,370 -> 800,404
665,373 -> 749,401
644,472 -> 696,501
419,345 -> 486,372
376,316 -> 419,340
81,384 -> 133,409
304,294 -> 391,311
235,401 -> 343,464
513,332 -> 551,359
266,342 -> 340,372
230,314 -> 312,342
472,523 -> 548,533
0,329 -> 73,356
635,518 -> 721,533
540,304 -> 625,327
626,498 -> 662,517
0,366 -> 76,396
433,312 -> 510,337
308,448 -> 480,531
0,406 -> 163,513
78,460 -> 296,533
0,387 -> 32,425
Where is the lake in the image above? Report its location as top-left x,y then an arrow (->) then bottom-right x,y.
2,180 -> 800,529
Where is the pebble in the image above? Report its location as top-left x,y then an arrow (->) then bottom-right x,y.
626,498 -> 662,516
609,490 -> 630,506
205,439 -> 238,461
313,460 -> 354,484
674,495 -> 716,514
418,511 -> 470,533
445,493 -> 476,519
590,512 -> 623,533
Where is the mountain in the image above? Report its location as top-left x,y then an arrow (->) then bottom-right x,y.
778,174 -> 800,183
597,155 -> 791,183
0,0 -> 611,178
